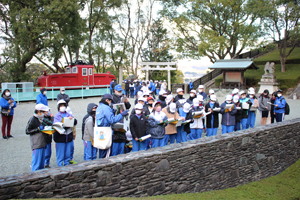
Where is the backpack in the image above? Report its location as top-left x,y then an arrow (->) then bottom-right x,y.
280,98 -> 290,115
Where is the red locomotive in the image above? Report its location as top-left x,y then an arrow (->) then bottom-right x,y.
37,61 -> 115,88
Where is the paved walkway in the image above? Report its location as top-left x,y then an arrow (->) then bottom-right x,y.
0,94 -> 298,177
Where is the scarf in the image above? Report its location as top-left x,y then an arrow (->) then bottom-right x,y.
3,95 -> 11,101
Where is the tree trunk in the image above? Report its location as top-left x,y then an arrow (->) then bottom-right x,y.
76,48 -> 79,61
280,57 -> 286,72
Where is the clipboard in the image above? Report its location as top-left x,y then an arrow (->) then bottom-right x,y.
63,117 -> 74,127
224,104 -> 234,113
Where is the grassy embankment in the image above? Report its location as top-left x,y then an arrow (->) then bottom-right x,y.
215,47 -> 300,91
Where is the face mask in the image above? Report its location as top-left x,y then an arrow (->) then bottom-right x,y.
60,107 -> 66,112
37,113 -> 44,119
148,103 -> 153,107
43,91 -> 47,95
91,111 -> 96,116
135,110 -> 142,115
190,94 -> 195,97
250,95 -> 254,98
226,101 -> 232,104
5,92 -> 10,96
199,89 -> 203,93
61,91 -> 65,94
155,107 -> 162,112
277,94 -> 282,97
115,91 -> 122,96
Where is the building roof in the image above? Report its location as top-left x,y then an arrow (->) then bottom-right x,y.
208,59 -> 258,70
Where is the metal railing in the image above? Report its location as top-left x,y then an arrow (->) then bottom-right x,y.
193,69 -> 222,89
0,85 -> 110,103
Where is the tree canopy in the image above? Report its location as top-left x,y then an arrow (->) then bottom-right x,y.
160,0 -> 263,63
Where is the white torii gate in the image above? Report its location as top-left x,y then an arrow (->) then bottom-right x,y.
140,62 -> 177,90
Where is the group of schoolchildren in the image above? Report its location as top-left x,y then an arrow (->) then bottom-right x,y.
125,85 -> 288,152
25,83 -> 287,172
26,87 -> 77,172
110,79 -> 168,99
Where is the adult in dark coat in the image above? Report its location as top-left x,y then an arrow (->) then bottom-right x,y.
125,81 -> 130,97
113,84 -> 131,109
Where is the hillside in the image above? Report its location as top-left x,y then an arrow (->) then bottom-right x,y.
215,47 -> 300,91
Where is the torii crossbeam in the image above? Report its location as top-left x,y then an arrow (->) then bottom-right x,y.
140,62 -> 177,90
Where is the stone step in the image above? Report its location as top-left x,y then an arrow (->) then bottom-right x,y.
288,83 -> 300,99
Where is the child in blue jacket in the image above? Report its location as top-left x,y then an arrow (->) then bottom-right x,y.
148,101 -> 168,148
274,89 -> 286,122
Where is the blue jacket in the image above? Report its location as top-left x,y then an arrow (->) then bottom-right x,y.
274,96 -> 286,114
148,112 -> 168,139
36,93 -> 48,106
96,103 -> 123,127
148,82 -> 155,92
220,102 -> 237,126
189,82 -> 193,90
198,92 -> 207,100
110,81 -> 114,90
0,97 -> 17,116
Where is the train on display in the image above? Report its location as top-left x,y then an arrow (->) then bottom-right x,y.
37,61 -> 115,88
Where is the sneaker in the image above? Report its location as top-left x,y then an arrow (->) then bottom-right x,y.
69,160 -> 77,164
7,135 -> 14,138
45,165 -> 51,168
3,136 -> 8,139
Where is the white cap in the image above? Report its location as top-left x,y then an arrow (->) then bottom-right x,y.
226,95 -> 233,101
166,95 -> 174,104
150,80 -> 153,82
183,103 -> 191,113
135,103 -> 143,110
138,97 -> 146,102
159,90 -> 165,95
248,90 -> 255,95
176,88 -> 184,93
57,99 -> 66,105
198,85 -> 204,89
137,91 -> 143,97
233,95 -> 239,103
163,80 -> 166,82
239,90 -> 246,95
232,88 -> 239,94
190,89 -> 196,94
210,95 -> 217,101
197,95 -> 203,102
35,104 -> 50,111
193,98 -> 199,106
248,87 -> 255,92
143,91 -> 150,96
209,89 -> 214,94
169,102 -> 176,113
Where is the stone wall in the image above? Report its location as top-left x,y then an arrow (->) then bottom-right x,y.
1,118 -> 300,199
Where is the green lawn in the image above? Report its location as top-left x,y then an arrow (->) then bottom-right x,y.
77,158 -> 300,200
254,47 -> 300,62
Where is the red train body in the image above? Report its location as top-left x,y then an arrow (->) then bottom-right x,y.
37,62 -> 115,88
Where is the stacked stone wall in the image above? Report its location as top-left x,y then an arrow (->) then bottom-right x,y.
1,118 -> 300,199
